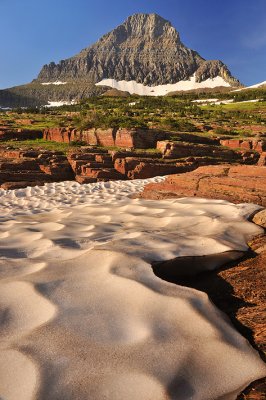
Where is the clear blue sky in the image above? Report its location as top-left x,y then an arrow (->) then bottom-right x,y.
0,0 -> 265,89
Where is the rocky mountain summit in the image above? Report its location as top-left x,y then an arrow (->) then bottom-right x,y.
0,13 -> 241,107
37,13 -> 239,87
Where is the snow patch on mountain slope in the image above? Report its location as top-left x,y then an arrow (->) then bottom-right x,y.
41,81 -> 67,85
233,81 -> 266,92
96,75 -> 231,96
45,100 -> 77,107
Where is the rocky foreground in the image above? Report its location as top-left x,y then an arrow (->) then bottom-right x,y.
140,165 -> 266,206
0,121 -> 266,397
0,126 -> 265,189
140,166 -> 266,399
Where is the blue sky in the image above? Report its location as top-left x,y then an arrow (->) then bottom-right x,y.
0,0 -> 265,89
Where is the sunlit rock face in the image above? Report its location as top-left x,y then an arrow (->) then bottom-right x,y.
0,13 -> 241,107
37,13 -> 240,88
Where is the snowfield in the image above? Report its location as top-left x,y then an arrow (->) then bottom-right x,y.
0,177 -> 265,400
96,74 -> 231,96
41,81 -> 67,85
233,80 -> 266,91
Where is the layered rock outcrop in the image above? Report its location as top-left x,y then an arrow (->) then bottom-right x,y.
67,148 -> 124,183
220,138 -> 266,153
157,140 -> 242,161
44,127 -> 263,165
43,127 -> 170,149
0,146 -> 195,188
68,148 -> 193,183
3,124 -> 265,189
140,165 -> 266,206
0,148 -> 74,189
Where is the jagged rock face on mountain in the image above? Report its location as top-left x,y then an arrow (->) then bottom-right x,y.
37,13 -> 239,87
0,14 -> 241,107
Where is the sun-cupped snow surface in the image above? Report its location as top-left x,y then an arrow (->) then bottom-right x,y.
0,177 -> 265,400
0,177 -> 165,217
41,81 -> 67,85
96,74 -> 231,96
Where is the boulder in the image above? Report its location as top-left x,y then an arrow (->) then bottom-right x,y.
253,209 -> 266,228
128,161 -> 193,179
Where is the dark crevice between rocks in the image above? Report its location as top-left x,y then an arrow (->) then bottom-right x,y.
151,247 -> 266,399
112,127 -> 119,144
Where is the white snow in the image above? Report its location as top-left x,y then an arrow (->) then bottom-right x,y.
45,100 -> 77,107
96,74 -> 231,96
41,81 -> 67,85
235,99 -> 263,103
0,177 -> 265,399
0,177 -> 165,217
192,98 -> 219,103
192,98 -> 235,105
192,99 -> 263,106
233,80 -> 266,92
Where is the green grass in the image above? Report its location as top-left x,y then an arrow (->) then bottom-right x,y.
0,139 -> 71,152
0,112 -> 69,131
1,95 -> 266,146
0,139 -> 166,158
202,100 -> 266,111
93,146 -> 162,155
13,120 -> 62,130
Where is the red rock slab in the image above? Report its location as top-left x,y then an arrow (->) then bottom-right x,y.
1,181 -> 47,190
220,138 -> 266,154
228,165 -> 266,177
176,235 -> 266,400
140,165 -> 266,206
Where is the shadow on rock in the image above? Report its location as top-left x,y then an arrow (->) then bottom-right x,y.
152,246 -> 266,399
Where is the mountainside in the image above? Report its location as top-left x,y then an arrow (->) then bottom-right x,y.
37,14 -> 239,87
0,13 -> 241,107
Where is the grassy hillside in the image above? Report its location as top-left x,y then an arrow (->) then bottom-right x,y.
0,78 -> 265,109
0,80 -> 105,108
0,91 -> 265,142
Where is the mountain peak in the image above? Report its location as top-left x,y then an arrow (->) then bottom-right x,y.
124,13 -> 171,27
36,13 -> 240,91
119,13 -> 179,40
